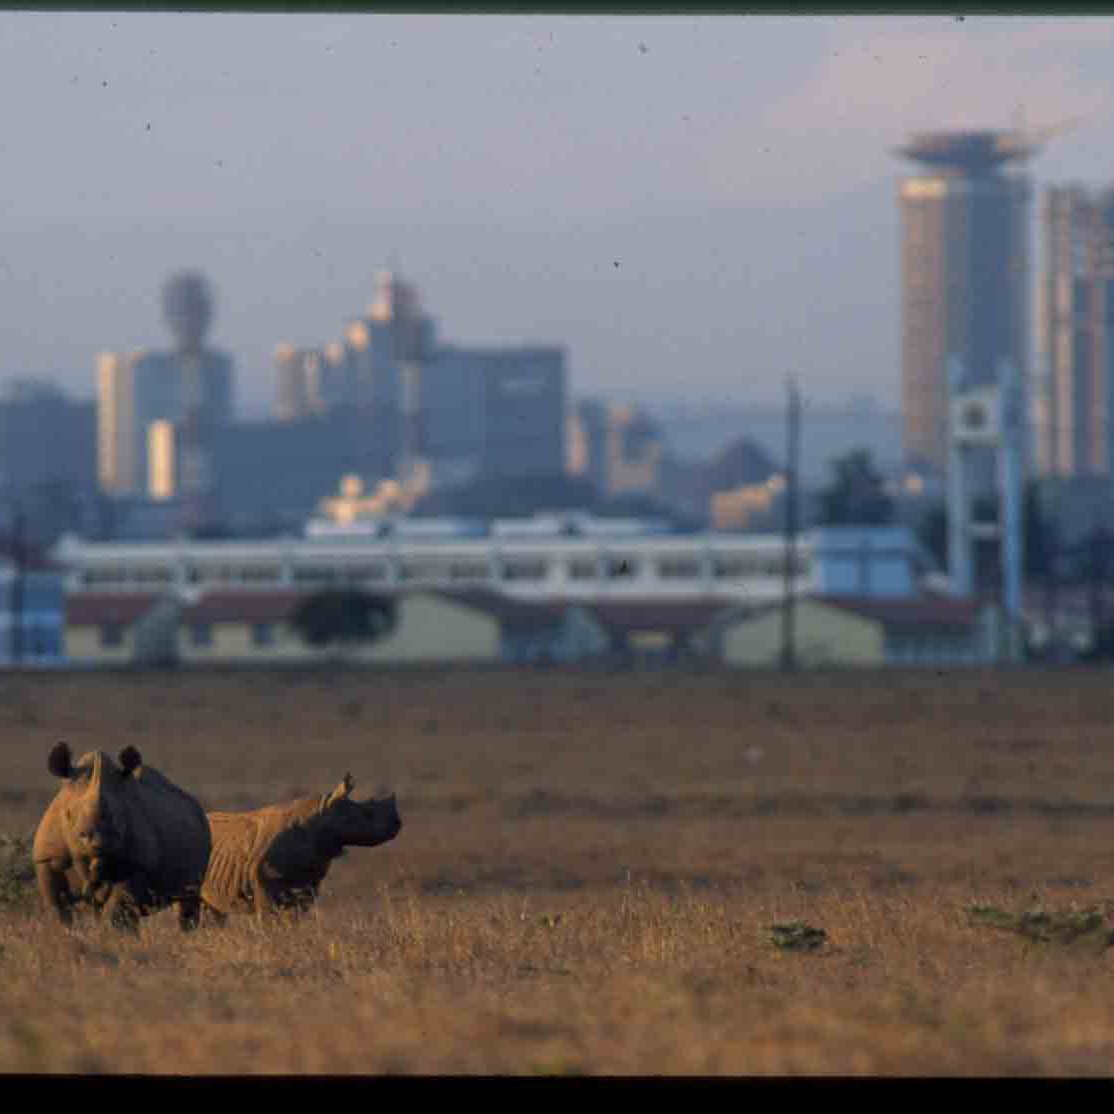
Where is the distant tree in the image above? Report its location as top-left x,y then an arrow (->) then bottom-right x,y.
289,591 -> 397,660
1066,527 -> 1114,661
1023,483 -> 1055,583
817,449 -> 894,526
916,502 -> 948,569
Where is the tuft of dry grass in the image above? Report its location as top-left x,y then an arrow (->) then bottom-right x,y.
5,666 -> 1114,1073
5,880 -> 1114,1074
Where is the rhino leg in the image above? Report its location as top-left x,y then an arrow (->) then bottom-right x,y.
35,862 -> 74,926
100,883 -> 140,934
98,869 -> 161,934
176,896 -> 201,932
201,903 -> 229,927
291,885 -> 320,914
250,864 -> 281,919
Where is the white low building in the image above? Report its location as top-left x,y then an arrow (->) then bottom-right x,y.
51,520 -> 937,610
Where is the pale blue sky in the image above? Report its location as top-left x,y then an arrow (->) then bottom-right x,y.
2,12 -> 1112,418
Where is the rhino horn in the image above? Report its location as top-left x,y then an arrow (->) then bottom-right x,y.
119,746 -> 142,775
322,773 -> 355,809
48,741 -> 72,779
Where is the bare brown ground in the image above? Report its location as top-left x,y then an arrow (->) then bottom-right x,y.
4,665 -> 1114,1074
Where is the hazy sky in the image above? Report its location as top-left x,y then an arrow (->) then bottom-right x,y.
3,12 -> 1114,419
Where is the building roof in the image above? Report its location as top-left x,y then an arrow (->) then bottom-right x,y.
65,586 -> 753,639
432,589 -> 567,632
65,589 -> 308,627
814,594 -> 988,629
66,592 -> 162,626
179,590 -> 307,624
65,587 -> 548,631
444,590 -> 739,635
422,590 -> 740,637
586,599 -> 736,637
896,129 -> 1035,172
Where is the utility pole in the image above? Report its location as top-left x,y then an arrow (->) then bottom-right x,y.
10,504 -> 23,667
781,376 -> 801,672
1086,521 -> 1109,652
1043,506 -> 1060,659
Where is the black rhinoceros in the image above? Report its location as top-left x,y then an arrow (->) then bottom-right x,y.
32,742 -> 212,931
201,774 -> 401,917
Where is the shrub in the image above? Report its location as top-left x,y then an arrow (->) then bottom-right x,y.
0,832 -> 36,907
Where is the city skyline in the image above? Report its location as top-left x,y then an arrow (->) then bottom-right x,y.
3,14 -> 1114,419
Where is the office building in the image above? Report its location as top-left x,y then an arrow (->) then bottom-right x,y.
0,379 -> 96,498
96,272 -> 235,510
274,345 -> 325,420
211,411 -> 393,519
322,341 -> 353,410
567,400 -> 664,497
423,345 -> 566,479
479,347 -> 567,476
1036,185 -> 1114,479
419,346 -> 487,486
273,342 -> 359,421
269,272 -> 565,491
897,129 -> 1035,481
98,347 -> 234,499
567,399 -> 608,493
147,420 -> 176,501
340,272 -> 437,475
135,349 -> 234,494
97,352 -> 139,495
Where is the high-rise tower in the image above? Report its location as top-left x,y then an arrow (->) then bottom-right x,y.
163,271 -> 217,532
95,272 -> 233,521
342,272 -> 436,482
1036,185 -> 1114,480
96,351 -> 139,494
897,129 -> 1036,482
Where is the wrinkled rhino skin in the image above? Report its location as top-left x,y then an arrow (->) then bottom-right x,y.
33,742 -> 212,932
202,774 -> 401,917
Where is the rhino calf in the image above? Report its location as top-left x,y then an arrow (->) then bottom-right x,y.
33,742 -> 212,932
202,774 -> 401,917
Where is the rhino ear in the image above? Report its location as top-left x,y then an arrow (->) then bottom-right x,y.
118,746 -> 142,775
48,741 -> 72,779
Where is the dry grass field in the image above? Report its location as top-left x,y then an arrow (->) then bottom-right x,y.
5,665 -> 1114,1074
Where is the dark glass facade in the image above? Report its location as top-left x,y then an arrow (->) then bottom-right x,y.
1038,186 -> 1114,479
899,133 -> 1031,480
